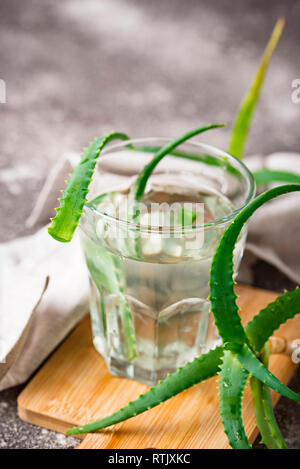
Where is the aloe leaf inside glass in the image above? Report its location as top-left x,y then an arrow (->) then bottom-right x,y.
130,124 -> 225,205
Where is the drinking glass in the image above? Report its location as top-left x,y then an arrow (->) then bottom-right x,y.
79,138 -> 255,385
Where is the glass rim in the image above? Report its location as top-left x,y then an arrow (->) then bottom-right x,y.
83,137 -> 256,233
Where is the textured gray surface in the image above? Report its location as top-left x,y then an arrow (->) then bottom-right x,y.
0,386 -> 78,449
0,0 -> 299,449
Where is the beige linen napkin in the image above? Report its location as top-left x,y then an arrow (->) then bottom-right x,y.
0,150 -> 299,390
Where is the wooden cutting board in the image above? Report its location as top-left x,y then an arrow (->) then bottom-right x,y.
18,285 -> 299,449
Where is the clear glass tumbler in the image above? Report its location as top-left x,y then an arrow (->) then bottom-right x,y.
79,138 -> 255,385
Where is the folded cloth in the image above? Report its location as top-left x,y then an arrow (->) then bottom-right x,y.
0,229 -> 89,390
0,150 -> 300,390
241,153 -> 300,284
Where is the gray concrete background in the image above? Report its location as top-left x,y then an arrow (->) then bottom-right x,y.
0,0 -> 299,449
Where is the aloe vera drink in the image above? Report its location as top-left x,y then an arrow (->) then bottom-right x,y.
80,176 -> 247,385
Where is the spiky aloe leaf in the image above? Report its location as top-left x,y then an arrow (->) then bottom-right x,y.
66,346 -> 224,434
233,343 -> 300,403
84,239 -> 137,359
210,184 -> 300,403
250,345 -> 287,449
246,288 -> 300,448
48,132 -> 129,243
254,169 -> 300,187
131,125 -> 225,202
246,287 -> 300,353
219,350 -> 251,449
48,132 -> 138,358
67,186 -> 300,438
245,288 -> 300,449
209,184 -> 300,346
67,283 -> 300,436
218,288 -> 296,449
228,18 -> 285,159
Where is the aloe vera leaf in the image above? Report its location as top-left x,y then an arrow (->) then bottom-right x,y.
136,146 -> 222,164
126,125 -> 224,258
250,378 -> 287,449
86,191 -> 137,357
233,343 -> 300,403
220,280 -> 296,449
87,255 -> 107,336
176,206 -> 198,227
85,238 -> 137,360
133,149 -> 300,191
245,288 -> 300,448
209,184 -> 300,346
254,169 -> 300,187
66,286 -> 300,437
219,350 -> 251,449
66,282 -> 300,436
86,257 -> 107,335
111,255 -> 137,360
210,184 -> 300,404
132,146 -> 239,176
67,289 -> 298,434
48,131 -> 137,358
85,240 -> 121,295
48,132 -> 129,243
66,345 -> 224,434
131,125 -> 225,202
228,18 -> 285,159
246,287 -> 300,353
258,349 -> 287,449
250,375 -> 277,448
98,287 -> 107,336
250,345 -> 288,449
86,191 -> 111,208
67,186 -> 300,437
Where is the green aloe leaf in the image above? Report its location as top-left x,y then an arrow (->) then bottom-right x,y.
233,343 -> 300,403
209,184 -> 300,347
246,287 -> 300,353
219,350 -> 251,449
246,289 -> 300,449
131,125 -> 225,202
250,345 -> 288,449
127,125 -> 224,257
47,132 -> 139,359
210,184 -> 300,406
67,186 -> 300,438
48,132 -> 129,243
66,282 -> 300,436
245,288 -> 300,353
254,169 -> 300,187
228,18 -> 285,159
66,346 -> 224,435
84,238 -> 137,359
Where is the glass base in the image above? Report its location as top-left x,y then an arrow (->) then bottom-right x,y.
91,299 -> 222,386
106,355 -> 178,386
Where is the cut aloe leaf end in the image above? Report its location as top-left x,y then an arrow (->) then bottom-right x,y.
48,132 -> 130,243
